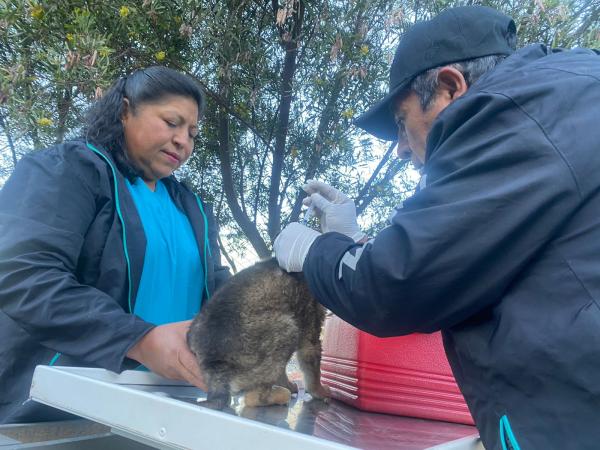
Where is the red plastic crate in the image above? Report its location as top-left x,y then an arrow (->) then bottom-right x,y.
320,315 -> 474,425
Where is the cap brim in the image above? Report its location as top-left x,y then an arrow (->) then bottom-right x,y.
353,83 -> 407,141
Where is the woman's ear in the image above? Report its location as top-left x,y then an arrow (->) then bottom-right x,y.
121,97 -> 131,123
436,67 -> 469,102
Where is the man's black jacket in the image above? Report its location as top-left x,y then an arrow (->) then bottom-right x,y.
305,45 -> 600,449
0,140 -> 230,423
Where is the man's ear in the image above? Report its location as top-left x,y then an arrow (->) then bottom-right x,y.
436,67 -> 468,102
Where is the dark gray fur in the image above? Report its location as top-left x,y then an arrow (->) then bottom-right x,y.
187,258 -> 328,409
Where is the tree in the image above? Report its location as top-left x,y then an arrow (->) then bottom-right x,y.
1,0 -> 598,267
182,0 -> 414,259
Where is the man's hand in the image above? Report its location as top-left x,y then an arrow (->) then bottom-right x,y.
126,320 -> 206,390
303,180 -> 366,242
274,222 -> 321,272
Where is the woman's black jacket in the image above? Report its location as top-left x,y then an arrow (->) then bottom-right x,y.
0,140 -> 230,423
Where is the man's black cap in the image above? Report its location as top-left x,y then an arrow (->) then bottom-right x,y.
354,6 -> 516,141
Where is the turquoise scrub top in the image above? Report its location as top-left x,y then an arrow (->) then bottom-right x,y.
126,178 -> 204,325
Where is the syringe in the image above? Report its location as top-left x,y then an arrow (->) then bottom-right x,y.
301,203 -> 315,225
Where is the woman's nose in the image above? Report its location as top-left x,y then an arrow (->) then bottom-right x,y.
172,129 -> 188,148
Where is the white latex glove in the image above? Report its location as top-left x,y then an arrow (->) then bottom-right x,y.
274,222 -> 321,272
303,180 -> 366,242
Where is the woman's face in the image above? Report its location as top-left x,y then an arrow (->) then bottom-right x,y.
122,94 -> 199,189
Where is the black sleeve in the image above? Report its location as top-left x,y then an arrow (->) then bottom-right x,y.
304,91 -> 581,337
205,203 -> 231,291
0,144 -> 153,372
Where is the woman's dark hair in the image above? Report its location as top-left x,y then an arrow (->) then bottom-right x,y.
84,66 -> 205,180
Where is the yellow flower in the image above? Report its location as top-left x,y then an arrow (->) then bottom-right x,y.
155,51 -> 166,61
359,44 -> 369,56
31,5 -> 44,20
37,117 -> 53,127
99,47 -> 111,58
66,33 -> 74,42
341,108 -> 354,119
119,6 -> 130,18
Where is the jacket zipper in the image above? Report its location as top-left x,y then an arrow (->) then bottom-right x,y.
500,415 -> 522,450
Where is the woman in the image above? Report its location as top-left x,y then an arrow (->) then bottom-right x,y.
0,66 -> 230,423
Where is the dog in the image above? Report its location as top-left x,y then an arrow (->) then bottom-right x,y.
187,258 -> 329,409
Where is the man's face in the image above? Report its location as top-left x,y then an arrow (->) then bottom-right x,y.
393,91 -> 449,169
392,67 -> 467,169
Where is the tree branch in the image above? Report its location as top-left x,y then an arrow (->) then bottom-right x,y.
187,73 -> 273,150
217,234 -> 238,274
236,148 -> 248,217
355,141 -> 396,206
56,86 -> 72,143
288,6 -> 368,222
356,158 -> 408,216
0,112 -> 18,169
217,102 -> 270,258
267,0 -> 304,242
288,74 -> 344,222
252,122 -> 269,224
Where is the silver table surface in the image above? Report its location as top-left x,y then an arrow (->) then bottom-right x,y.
29,366 -> 481,450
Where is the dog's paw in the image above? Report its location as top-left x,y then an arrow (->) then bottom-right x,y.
244,386 -> 291,407
309,384 -> 331,401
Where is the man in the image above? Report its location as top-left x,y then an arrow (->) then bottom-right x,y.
274,5 -> 600,450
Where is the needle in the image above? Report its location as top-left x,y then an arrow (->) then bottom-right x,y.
301,203 -> 315,225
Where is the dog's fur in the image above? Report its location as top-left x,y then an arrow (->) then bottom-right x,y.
187,258 -> 329,409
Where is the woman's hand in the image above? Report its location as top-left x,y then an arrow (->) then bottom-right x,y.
126,320 -> 206,390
